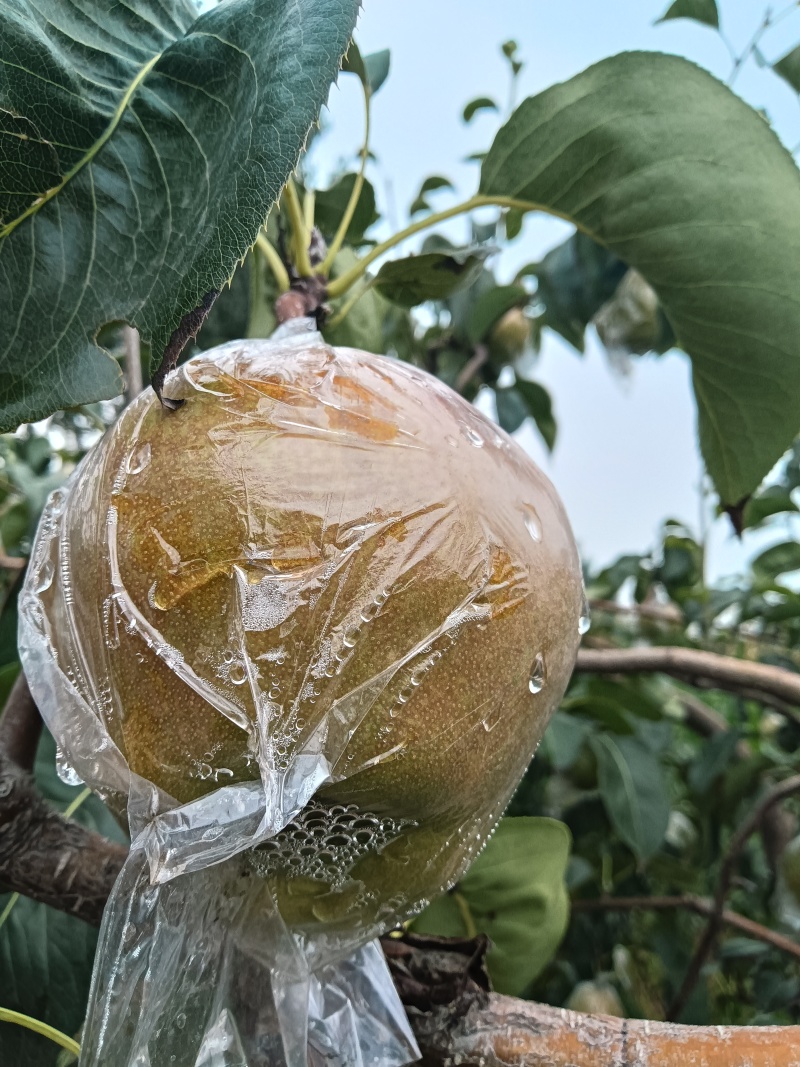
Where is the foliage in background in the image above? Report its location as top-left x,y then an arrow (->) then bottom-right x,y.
2,0 -> 800,1060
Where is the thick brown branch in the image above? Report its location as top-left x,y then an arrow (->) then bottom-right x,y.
571,895 -> 800,962
386,933 -> 800,1066
576,646 -> 800,709
0,672 -> 42,772
0,751 -> 126,923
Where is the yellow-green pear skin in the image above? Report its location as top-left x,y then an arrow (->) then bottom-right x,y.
54,333 -> 583,933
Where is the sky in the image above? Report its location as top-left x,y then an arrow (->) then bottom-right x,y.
306,0 -> 800,583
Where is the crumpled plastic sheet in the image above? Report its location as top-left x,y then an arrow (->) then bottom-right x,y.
18,319 -> 581,1066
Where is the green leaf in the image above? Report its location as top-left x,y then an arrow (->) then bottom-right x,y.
752,540 -> 800,582
0,896 -> 96,1066
467,284 -> 526,343
657,0 -> 719,28
314,173 -> 379,245
342,43 -> 391,96
774,46 -> 800,93
373,245 -> 491,307
324,249 -> 391,353
463,97 -> 498,123
590,734 -> 670,859
495,386 -> 529,434
533,233 -> 627,351
409,175 -> 454,215
480,53 -> 800,504
412,817 -> 571,996
515,379 -> 557,451
0,0 -> 360,432
743,485 -> 799,528
544,713 -> 596,772
585,678 -> 665,723
688,729 -> 741,794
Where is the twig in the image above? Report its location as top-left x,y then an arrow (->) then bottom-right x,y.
589,597 -> 684,625
0,553 -> 26,571
454,344 -> 489,395
0,673 -> 42,773
122,325 -> 143,402
571,894 -> 800,963
575,646 -> 800,709
668,774 -> 800,1021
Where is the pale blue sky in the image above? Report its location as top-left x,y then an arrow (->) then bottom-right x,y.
308,1 -> 800,582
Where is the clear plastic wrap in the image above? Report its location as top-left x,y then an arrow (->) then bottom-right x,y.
18,320 -> 583,1066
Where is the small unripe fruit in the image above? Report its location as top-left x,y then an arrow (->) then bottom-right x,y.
489,306 -> 530,360
27,331 -> 582,936
565,980 -> 625,1017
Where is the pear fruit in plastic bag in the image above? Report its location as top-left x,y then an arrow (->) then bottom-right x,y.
40,331 -> 583,935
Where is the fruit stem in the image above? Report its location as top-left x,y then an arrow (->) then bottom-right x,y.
256,233 -> 290,293
326,193 -> 569,299
321,83 -> 372,273
452,888 -> 478,939
0,1007 -> 80,1056
283,179 -> 314,277
326,277 -> 375,330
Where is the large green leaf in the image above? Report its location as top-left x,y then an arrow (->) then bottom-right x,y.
480,53 -> 800,504
590,734 -> 670,860
412,817 -> 571,996
0,0 -> 359,431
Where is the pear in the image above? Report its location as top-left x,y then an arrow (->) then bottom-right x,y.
53,332 -> 582,935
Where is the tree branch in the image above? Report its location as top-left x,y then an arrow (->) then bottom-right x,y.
0,672 -> 42,772
0,751 -> 126,923
0,674 -> 126,923
386,932 -> 800,1067
667,774 -> 800,1021
575,646 -> 800,710
571,894 -> 800,963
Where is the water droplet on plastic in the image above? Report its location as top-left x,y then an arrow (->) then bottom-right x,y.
522,504 -> 542,542
343,627 -> 359,649
578,587 -> 591,635
55,746 -> 83,787
528,653 -> 546,694
126,443 -> 151,475
229,662 -> 247,685
197,762 -> 213,780
35,560 -> 55,594
176,1013 -> 186,1030
463,427 -> 484,448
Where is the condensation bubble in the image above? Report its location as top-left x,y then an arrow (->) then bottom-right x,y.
463,427 -> 484,448
34,560 -> 55,594
528,653 -> 546,694
579,587 -> 591,635
126,443 -> 151,475
521,504 -> 542,543
228,662 -> 247,685
55,746 -> 83,787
